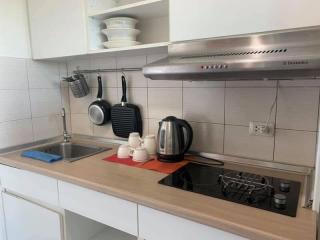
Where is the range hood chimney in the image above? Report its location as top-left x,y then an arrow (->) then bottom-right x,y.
143,27 -> 320,81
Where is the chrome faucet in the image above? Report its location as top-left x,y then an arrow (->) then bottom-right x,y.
61,108 -> 71,142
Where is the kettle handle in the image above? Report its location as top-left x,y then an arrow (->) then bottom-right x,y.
177,119 -> 193,154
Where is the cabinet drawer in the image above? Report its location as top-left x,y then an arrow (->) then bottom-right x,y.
58,181 -> 138,236
138,206 -> 247,240
0,165 -> 59,206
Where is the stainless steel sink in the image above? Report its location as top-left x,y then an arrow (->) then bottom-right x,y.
33,142 -> 109,162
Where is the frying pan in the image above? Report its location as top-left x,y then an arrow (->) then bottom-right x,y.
111,75 -> 142,138
88,75 -> 111,125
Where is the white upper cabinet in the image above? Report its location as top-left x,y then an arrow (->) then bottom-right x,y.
170,0 -> 320,42
28,0 -> 87,59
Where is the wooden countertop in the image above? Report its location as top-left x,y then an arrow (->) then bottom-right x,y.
0,139 -> 316,240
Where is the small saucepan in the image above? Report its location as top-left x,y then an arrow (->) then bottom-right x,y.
88,75 -> 111,125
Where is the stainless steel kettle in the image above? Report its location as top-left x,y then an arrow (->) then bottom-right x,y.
157,116 -> 193,162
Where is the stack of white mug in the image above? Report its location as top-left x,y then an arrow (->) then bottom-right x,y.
117,133 -> 156,162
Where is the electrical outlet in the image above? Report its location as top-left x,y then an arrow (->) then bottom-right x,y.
249,122 -> 274,137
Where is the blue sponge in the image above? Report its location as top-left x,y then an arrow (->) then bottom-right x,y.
21,150 -> 62,163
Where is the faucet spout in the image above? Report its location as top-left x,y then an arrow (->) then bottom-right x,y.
61,108 -> 71,142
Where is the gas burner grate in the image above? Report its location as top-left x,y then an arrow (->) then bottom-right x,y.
218,172 -> 274,203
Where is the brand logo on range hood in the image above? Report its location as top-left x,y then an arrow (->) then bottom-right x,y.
283,60 -> 309,65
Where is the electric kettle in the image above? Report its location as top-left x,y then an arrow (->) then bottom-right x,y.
157,116 -> 193,162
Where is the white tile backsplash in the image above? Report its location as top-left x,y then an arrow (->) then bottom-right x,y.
27,60 -> 60,89
148,118 -> 160,137
224,125 -> 274,161
117,55 -> 146,68
225,88 -> 277,126
190,122 -> 224,153
69,89 -> 93,114
0,90 -> 31,122
226,80 -> 277,88
32,115 -> 62,141
276,87 -> 319,131
274,129 -> 317,167
29,89 -> 62,117
148,88 -> 182,119
89,56 -> 117,88
0,57 -> 28,90
93,124 -> 115,139
0,119 -> 33,148
66,54 -> 320,167
0,56 -> 69,149
71,113 -> 93,135
183,87 -> 224,124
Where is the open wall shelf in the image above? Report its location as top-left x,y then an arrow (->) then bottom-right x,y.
86,0 -> 169,54
88,0 -> 169,19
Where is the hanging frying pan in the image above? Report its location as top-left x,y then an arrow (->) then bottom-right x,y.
88,75 -> 111,125
111,75 -> 142,138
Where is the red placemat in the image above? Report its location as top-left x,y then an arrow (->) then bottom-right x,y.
103,154 -> 188,174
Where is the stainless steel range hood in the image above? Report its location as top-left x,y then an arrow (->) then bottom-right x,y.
143,27 -> 320,80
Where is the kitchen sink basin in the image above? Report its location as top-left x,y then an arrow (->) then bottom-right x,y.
33,142 -> 110,162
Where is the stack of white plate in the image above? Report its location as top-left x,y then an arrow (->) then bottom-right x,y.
101,17 -> 141,49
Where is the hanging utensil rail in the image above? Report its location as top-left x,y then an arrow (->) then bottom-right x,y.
73,68 -> 142,74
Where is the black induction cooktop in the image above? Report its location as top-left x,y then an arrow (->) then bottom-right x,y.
159,163 -> 300,217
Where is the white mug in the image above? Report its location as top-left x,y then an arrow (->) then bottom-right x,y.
128,132 -> 142,148
117,144 -> 130,158
142,135 -> 156,155
132,147 -> 149,162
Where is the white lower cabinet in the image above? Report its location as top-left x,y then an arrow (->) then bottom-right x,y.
2,192 -> 63,240
0,165 -> 59,206
138,205 -> 247,240
58,181 -> 138,237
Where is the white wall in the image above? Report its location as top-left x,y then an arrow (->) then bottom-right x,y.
68,54 -> 320,168
0,57 -> 69,149
0,1 -> 70,149
0,0 -> 31,58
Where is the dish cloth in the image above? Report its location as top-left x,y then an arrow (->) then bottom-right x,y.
21,150 -> 62,163
103,154 -> 188,174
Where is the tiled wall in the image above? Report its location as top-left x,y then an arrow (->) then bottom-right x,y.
68,54 -> 320,167
0,56 -> 69,149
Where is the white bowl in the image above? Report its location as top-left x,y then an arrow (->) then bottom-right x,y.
103,40 -> 140,49
103,17 -> 138,29
101,28 -> 140,41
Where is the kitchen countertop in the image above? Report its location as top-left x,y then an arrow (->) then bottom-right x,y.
0,138 -> 316,240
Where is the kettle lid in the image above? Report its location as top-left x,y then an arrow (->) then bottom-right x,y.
163,116 -> 177,122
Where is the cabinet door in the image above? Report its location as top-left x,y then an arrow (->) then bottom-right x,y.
138,205 -> 247,240
170,0 -> 320,42
28,0 -> 87,59
2,192 -> 63,240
